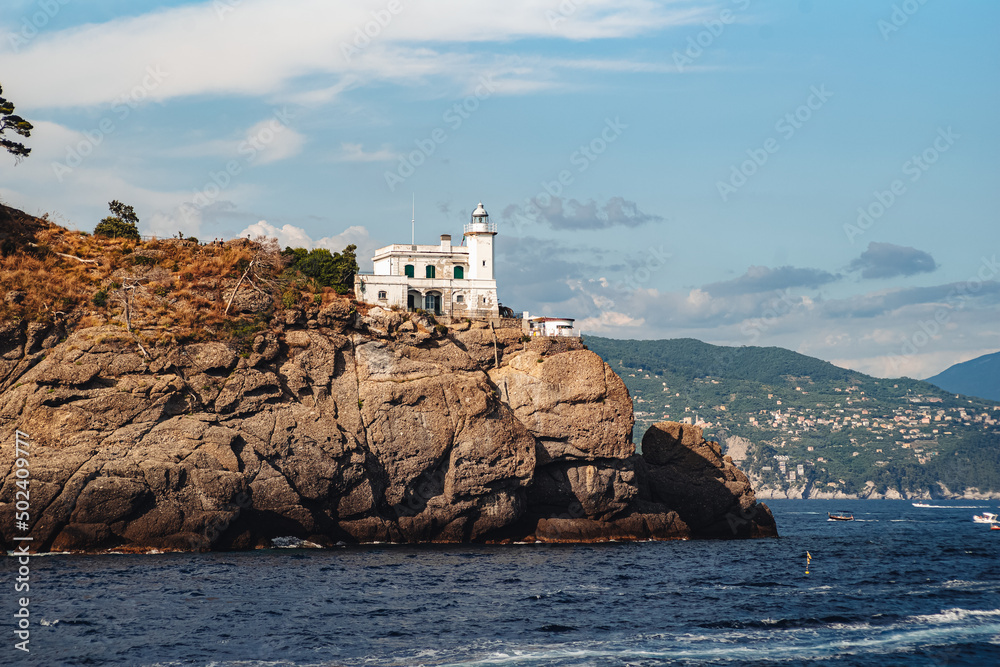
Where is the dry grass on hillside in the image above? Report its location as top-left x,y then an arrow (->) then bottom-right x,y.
0,205 -> 347,348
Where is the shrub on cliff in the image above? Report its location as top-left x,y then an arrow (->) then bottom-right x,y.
282,245 -> 358,294
94,201 -> 141,240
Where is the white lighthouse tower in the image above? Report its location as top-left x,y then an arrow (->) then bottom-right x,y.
465,201 -> 496,280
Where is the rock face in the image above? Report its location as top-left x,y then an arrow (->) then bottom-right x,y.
641,423 -> 777,538
0,307 -> 775,552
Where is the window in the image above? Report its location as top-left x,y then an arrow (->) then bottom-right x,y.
482,261 -> 486,266
426,265 -> 436,279
453,266 -> 464,279
456,295 -> 464,303
377,290 -> 387,300
404,264 -> 414,278
425,292 -> 442,315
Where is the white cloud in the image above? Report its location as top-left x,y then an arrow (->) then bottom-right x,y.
577,310 -> 645,332
239,220 -> 313,248
245,121 -> 305,165
237,221 -> 379,270
1,0 -> 714,110
161,115 -> 304,164
336,142 -> 397,162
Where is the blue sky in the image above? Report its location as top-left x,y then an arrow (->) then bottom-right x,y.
2,0 -> 998,378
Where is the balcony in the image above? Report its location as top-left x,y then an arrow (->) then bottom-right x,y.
464,221 -> 497,235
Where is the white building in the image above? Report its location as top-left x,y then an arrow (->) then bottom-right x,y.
354,202 -> 500,318
525,316 -> 577,337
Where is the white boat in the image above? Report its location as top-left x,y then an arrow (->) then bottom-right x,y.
912,502 -> 932,508
972,512 -> 999,524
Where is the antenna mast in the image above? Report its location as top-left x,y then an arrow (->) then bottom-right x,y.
411,194 -> 415,246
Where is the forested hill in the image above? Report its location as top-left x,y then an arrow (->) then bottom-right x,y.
925,350 -> 1000,402
585,336 -> 1000,498
587,337 -> 866,386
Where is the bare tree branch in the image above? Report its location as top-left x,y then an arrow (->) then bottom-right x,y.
224,239 -> 283,315
224,259 -> 256,315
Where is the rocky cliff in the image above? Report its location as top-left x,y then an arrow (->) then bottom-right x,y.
0,303 -> 776,552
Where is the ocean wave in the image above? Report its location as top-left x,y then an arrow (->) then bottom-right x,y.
433,618 -> 1000,666
906,607 -> 1000,624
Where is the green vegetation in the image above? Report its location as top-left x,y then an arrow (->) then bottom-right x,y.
94,201 -> 141,240
282,245 -> 358,294
0,84 -> 32,161
586,336 -> 1000,496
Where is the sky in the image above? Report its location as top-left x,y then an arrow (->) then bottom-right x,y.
1,0 -> 998,380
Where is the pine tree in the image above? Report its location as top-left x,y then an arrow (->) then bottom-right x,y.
0,84 -> 33,162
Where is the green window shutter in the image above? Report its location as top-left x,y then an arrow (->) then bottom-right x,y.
426,265 -> 435,279
454,266 -> 464,279
404,264 -> 414,278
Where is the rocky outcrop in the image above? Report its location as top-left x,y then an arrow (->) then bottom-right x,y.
0,306 -> 775,552
640,422 -> 777,538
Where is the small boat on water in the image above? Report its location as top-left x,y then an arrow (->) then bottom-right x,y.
912,502 -> 932,508
992,525 -> 1000,531
828,512 -> 854,521
972,512 -> 999,524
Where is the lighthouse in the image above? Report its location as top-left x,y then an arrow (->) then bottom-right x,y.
465,202 -> 496,281
355,200 -> 500,318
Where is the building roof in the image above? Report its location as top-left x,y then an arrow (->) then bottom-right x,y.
372,243 -> 470,258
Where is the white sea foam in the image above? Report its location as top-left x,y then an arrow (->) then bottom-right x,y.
907,607 -> 1000,624
435,609 -> 1000,666
941,579 -> 987,589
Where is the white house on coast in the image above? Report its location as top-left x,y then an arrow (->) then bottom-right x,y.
354,202 -> 500,318
525,316 -> 577,337
354,201 -> 579,337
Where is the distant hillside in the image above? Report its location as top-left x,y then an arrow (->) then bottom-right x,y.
586,337 -> 866,386
925,351 -> 1000,402
585,336 -> 1000,498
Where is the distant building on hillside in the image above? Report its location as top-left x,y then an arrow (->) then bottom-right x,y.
354,202 -> 500,318
526,316 -> 577,337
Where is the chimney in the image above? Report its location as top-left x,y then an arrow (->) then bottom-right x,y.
440,234 -> 452,249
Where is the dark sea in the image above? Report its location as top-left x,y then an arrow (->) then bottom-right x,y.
6,499 -> 1000,666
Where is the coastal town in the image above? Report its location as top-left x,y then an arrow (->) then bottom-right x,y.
588,337 -> 1000,498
